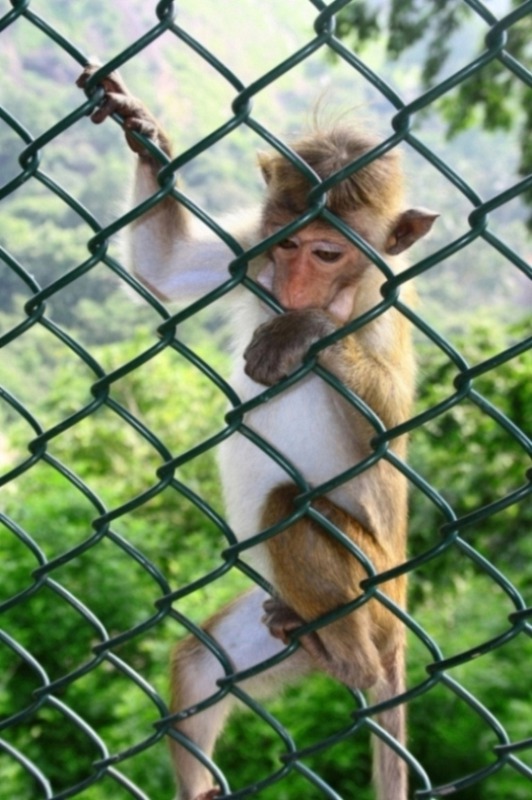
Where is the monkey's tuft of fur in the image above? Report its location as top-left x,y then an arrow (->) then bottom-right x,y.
259,124 -> 404,225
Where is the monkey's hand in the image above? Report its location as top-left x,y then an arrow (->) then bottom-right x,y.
244,309 -> 336,386
76,65 -> 172,159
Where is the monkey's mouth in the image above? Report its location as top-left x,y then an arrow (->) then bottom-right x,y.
324,283 -> 357,324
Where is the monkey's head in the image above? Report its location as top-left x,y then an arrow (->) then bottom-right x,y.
257,125 -> 438,322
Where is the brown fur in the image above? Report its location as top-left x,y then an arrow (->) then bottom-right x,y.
262,485 -> 406,688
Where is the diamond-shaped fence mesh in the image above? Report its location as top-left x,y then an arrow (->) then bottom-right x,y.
0,1 -> 531,799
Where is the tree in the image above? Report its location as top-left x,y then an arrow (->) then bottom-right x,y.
336,0 -> 532,228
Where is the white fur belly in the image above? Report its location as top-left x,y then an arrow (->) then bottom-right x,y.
217,368 -> 364,580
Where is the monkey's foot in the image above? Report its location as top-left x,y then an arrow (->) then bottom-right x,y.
194,790 -> 221,800
262,597 -> 330,663
263,597 -> 376,687
262,597 -> 302,644
76,65 -> 171,157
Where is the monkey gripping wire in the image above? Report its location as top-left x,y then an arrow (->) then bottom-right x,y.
0,0 -> 531,798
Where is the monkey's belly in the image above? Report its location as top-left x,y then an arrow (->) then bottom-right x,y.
218,371 -> 368,582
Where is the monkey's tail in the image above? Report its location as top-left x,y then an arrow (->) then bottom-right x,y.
370,644 -> 408,800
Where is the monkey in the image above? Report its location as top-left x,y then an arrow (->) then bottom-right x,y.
77,65 -> 438,800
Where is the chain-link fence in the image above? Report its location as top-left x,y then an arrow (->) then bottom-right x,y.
1,1 -> 531,799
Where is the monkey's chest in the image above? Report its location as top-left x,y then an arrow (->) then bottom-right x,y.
217,369 -> 365,544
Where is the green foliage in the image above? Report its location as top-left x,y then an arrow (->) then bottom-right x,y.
0,326 -> 244,798
410,317 -> 531,567
336,0 -> 532,228
1,314 -> 530,798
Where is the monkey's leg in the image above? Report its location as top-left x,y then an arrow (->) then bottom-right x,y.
261,596 -> 408,800
262,484 -> 403,689
371,644 -> 408,800
263,485 -> 408,798
170,586 -> 312,800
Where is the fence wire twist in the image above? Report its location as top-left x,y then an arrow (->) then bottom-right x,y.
0,1 -> 531,799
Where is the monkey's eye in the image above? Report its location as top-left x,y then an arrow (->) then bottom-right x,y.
315,249 -> 342,263
277,238 -> 298,250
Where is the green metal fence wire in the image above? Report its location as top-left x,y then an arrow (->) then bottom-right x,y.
0,0 -> 531,798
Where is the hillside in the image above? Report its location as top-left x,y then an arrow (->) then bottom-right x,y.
0,0 -> 529,337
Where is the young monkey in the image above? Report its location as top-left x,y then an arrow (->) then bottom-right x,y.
77,66 -> 438,800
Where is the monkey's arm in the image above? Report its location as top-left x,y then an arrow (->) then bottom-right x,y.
77,66 -> 258,302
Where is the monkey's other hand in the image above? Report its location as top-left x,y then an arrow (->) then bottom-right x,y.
262,597 -> 305,644
263,597 -> 331,664
76,65 -> 171,158
194,790 -> 221,800
244,309 -> 336,386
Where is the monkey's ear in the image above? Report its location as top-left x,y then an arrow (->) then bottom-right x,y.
386,208 -> 439,255
257,151 -> 274,185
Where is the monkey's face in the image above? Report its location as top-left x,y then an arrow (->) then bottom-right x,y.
257,221 -> 367,323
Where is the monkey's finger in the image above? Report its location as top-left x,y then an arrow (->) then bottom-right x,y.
89,92 -> 140,125
88,92 -> 121,124
76,63 -> 127,94
123,116 -> 159,141
75,65 -> 99,90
